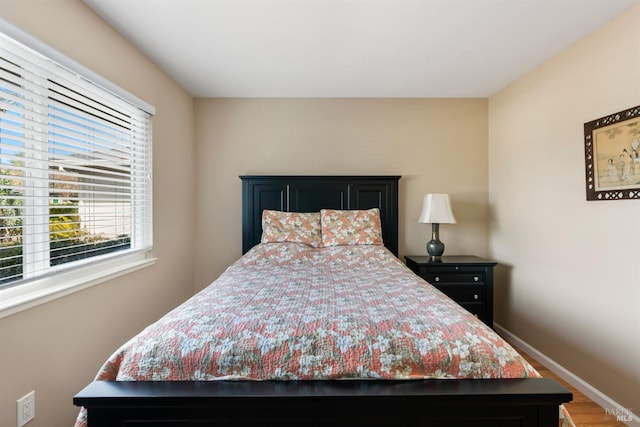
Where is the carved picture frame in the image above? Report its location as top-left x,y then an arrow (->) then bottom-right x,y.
584,105 -> 640,201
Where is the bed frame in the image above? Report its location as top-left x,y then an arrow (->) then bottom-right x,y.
240,175 -> 400,255
74,175 -> 572,427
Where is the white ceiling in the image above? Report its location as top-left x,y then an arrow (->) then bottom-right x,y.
82,0 -> 638,98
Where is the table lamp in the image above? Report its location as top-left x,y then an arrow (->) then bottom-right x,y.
418,193 -> 456,261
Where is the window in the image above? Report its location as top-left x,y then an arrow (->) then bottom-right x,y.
0,19 -> 154,316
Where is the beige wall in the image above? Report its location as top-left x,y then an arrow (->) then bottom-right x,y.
0,1 -> 196,427
193,98 -> 490,288
489,4 -> 640,414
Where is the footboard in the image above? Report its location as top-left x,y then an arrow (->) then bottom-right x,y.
74,378 -> 572,427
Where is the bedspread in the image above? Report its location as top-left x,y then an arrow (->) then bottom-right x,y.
75,243 -> 574,426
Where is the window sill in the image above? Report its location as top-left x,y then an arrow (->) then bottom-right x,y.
0,252 -> 157,320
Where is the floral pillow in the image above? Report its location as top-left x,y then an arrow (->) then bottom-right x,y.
320,208 -> 383,247
261,210 -> 322,247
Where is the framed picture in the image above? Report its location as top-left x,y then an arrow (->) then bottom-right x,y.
584,105 -> 640,200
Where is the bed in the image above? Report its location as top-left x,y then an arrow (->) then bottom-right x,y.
73,175 -> 573,427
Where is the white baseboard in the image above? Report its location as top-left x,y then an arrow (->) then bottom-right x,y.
494,323 -> 639,427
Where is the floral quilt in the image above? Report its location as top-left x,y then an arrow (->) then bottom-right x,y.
75,243 -> 573,426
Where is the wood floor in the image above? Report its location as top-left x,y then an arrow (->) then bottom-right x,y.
512,343 -> 628,427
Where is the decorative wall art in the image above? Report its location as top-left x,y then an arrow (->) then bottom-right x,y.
584,105 -> 640,200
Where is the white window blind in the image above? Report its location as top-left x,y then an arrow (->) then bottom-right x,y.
0,26 -> 153,289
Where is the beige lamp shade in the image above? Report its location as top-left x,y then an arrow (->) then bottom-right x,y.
418,194 -> 456,224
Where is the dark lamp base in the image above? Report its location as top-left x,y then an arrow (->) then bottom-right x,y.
426,240 -> 444,261
426,223 -> 445,262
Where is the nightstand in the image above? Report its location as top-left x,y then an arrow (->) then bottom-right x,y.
404,255 -> 497,328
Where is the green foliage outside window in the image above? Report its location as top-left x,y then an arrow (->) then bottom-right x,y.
1,168 -> 130,285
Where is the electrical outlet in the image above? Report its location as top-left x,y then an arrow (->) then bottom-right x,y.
17,391 -> 35,427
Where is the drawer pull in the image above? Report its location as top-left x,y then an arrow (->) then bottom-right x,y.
474,276 -> 479,282
434,277 -> 440,282
474,294 -> 479,300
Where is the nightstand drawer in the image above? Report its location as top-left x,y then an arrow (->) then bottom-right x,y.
437,285 -> 484,303
425,272 -> 484,284
459,303 -> 485,320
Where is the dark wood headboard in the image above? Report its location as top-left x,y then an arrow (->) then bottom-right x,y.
240,175 -> 401,256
